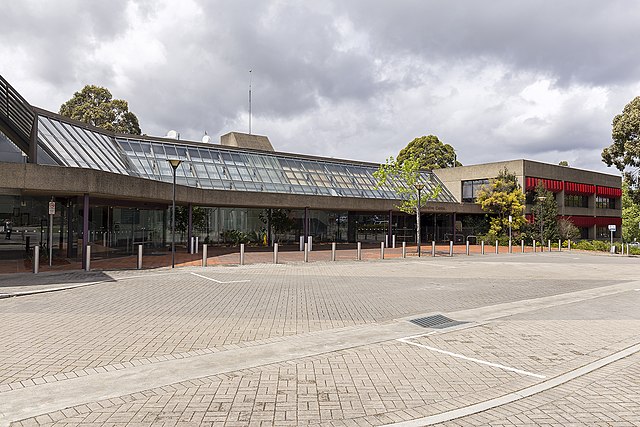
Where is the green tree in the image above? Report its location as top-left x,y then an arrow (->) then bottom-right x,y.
558,160 -> 569,166
531,183 -> 559,242
259,209 -> 295,243
174,206 -> 208,237
476,168 -> 526,236
396,135 -> 462,169
622,179 -> 640,242
602,96 -> 640,194
373,156 -> 441,214
59,85 -> 141,134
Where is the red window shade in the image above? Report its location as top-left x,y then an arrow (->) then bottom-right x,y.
564,182 -> 596,195
525,177 -> 563,193
559,216 -> 621,227
596,186 -> 622,198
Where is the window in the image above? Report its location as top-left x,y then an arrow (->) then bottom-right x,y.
596,196 -> 615,209
462,179 -> 489,202
565,195 -> 588,208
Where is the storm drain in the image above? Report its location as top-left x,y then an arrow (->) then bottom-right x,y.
409,314 -> 468,329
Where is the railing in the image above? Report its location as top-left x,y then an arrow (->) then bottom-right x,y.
0,74 -> 35,146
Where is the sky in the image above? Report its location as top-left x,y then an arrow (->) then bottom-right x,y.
2,1 -> 640,175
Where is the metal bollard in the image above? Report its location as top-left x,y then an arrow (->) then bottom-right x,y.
568,239 -> 571,251
466,240 -> 470,256
195,237 -> 199,254
331,242 -> 336,261
308,236 -> 313,252
449,241 -> 453,257
190,237 -> 194,254
432,241 -> 436,257
558,239 -> 561,252
521,240 -> 524,253
299,236 -> 304,251
402,241 -> 406,258
380,241 -> 385,259
481,240 -> 485,255
385,235 -> 389,249
533,240 -> 537,252
357,242 -> 362,260
202,244 -> 208,267
240,243 -> 245,265
274,243 -> 279,264
304,243 -> 309,262
392,235 -> 396,249
508,239 -> 512,254
85,245 -> 91,271
137,244 -> 143,270
33,245 -> 39,274
548,240 -> 551,252
495,240 -> 499,254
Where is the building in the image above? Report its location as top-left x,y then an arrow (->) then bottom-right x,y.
0,74 -> 621,266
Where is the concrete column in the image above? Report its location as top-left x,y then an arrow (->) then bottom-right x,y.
304,207 -> 309,244
187,203 -> 193,253
387,210 -> 393,248
82,194 -> 89,270
452,212 -> 457,242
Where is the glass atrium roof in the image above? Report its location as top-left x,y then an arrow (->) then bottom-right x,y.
35,113 -> 456,202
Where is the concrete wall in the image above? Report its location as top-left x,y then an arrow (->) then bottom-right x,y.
433,160 -> 525,201
1,163 -> 482,214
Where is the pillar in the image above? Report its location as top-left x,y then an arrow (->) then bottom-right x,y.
82,194 -> 89,270
187,203 -> 193,252
304,207 -> 309,243
387,210 -> 393,246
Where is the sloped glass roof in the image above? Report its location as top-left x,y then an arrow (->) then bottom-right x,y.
35,114 -> 457,203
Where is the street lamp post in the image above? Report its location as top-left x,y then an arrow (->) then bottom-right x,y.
415,183 -> 425,257
168,159 -> 181,268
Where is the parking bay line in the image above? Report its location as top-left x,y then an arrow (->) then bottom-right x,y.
396,337 -> 545,379
190,272 -> 250,284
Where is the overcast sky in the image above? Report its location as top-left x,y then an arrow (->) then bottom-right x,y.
2,1 -> 640,174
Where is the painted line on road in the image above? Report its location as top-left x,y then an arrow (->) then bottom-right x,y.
190,272 -> 250,284
386,342 -> 640,426
2,273 -> 174,298
396,337 -> 545,379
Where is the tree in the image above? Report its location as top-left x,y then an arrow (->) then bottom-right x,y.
622,179 -> 640,242
396,135 -> 462,169
531,183 -> 559,242
476,168 -> 526,237
558,160 -> 569,166
59,85 -> 141,134
175,206 -> 208,237
259,209 -> 295,243
374,156 -> 441,251
602,96 -> 640,193
373,156 -> 441,214
557,218 -> 580,241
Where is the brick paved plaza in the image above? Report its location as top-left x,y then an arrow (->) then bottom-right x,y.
0,252 -> 638,426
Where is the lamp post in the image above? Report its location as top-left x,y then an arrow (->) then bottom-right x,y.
168,159 -> 181,268
415,183 -> 425,257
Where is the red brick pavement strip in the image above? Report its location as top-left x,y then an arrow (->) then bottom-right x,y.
0,243 -> 553,276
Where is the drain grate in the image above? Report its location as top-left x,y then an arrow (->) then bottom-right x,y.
409,314 -> 468,329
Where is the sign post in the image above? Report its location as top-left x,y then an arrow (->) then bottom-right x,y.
608,224 -> 616,253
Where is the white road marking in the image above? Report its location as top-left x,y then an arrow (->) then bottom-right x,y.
397,337 -> 545,379
190,272 -> 250,284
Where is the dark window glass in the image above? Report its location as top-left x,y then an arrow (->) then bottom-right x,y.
596,196 -> 615,209
565,195 -> 589,208
461,179 -> 489,202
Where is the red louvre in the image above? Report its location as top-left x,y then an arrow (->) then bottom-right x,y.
596,186 -> 622,198
564,181 -> 596,195
525,177 -> 563,192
